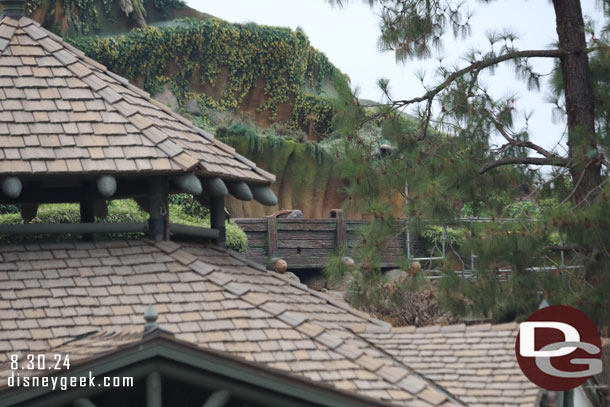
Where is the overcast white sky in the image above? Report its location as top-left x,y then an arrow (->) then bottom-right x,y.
186,0 -> 603,153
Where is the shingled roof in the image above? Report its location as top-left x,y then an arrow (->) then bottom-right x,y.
363,324 -> 542,407
0,239 -> 464,407
0,15 -> 273,184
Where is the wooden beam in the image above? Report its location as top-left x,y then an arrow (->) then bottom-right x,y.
267,216 -> 278,259
250,185 -> 278,206
210,196 -> 226,247
173,173 -> 202,196
0,222 -> 148,235
80,183 -> 95,242
202,390 -> 230,407
331,209 -> 346,251
169,224 -> 219,239
0,178 -> 184,205
146,371 -> 162,407
148,179 -> 169,242
226,182 -> 253,201
202,177 -> 228,197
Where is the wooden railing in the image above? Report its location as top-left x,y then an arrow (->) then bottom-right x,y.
233,210 -> 425,269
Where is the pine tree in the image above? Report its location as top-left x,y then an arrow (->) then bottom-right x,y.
325,0 -> 610,326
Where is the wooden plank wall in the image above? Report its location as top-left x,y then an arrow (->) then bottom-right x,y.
234,210 -> 425,269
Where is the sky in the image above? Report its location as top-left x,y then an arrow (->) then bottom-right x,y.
186,0 -> 603,153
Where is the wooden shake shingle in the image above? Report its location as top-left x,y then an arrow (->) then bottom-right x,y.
0,15 -> 274,184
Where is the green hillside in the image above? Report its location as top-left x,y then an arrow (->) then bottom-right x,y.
68,17 -> 345,134
12,0 -> 348,136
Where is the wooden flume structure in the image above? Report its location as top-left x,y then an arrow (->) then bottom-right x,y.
234,209 -> 427,270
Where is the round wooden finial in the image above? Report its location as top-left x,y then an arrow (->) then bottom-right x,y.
2,177 -> 22,199
342,256 -> 355,267
274,259 -> 288,274
143,305 -> 158,332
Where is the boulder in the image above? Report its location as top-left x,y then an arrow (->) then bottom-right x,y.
283,272 -> 300,284
186,99 -> 202,116
153,85 -> 179,111
302,274 -> 326,291
386,268 -> 406,283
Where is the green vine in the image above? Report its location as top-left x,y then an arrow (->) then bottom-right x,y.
68,18 -> 346,134
291,94 -> 336,135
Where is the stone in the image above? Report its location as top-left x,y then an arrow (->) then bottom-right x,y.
186,99 -> 202,116
302,274 -> 326,291
386,269 -> 406,283
327,269 -> 357,291
283,271 -> 300,283
153,84 -> 179,110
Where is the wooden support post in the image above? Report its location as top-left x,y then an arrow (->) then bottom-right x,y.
330,209 -> 346,251
266,216 -> 278,260
80,183 -> 95,242
202,390 -> 230,407
146,371 -> 162,407
148,179 -> 169,242
210,196 -> 226,247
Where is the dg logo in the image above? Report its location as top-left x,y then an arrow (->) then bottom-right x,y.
515,305 -> 603,391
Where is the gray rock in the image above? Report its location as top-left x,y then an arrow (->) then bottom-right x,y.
385,268 -> 406,282
186,99 -> 202,116
153,85 -> 179,110
284,272 -> 301,284
327,269 -> 358,291
302,274 -> 326,291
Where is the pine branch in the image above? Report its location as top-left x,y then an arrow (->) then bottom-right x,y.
486,110 -> 560,159
478,156 -> 569,174
391,49 -> 564,109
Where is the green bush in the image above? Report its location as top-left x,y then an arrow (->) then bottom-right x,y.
0,205 -> 19,214
421,225 -> 468,248
169,194 -> 209,219
0,200 -> 247,252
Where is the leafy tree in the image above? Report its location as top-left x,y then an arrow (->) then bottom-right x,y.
325,0 -> 610,326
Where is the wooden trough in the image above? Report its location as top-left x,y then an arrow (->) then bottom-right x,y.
233,210 -> 425,270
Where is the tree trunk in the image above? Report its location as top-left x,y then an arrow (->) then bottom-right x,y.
552,0 -> 602,204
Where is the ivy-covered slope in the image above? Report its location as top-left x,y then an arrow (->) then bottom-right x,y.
66,17 -> 346,134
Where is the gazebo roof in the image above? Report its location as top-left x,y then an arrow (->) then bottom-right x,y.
364,323 -> 542,407
0,15 -> 274,184
0,239 -> 464,407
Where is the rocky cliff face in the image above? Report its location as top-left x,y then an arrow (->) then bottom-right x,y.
223,136 -> 348,219
223,136 -> 408,219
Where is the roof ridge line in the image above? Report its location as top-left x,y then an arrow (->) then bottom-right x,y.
220,245 -> 392,328
348,325 -> 468,407
218,243 -> 388,326
174,250 -> 451,406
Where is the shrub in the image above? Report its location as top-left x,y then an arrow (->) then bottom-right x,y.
0,200 -> 247,252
